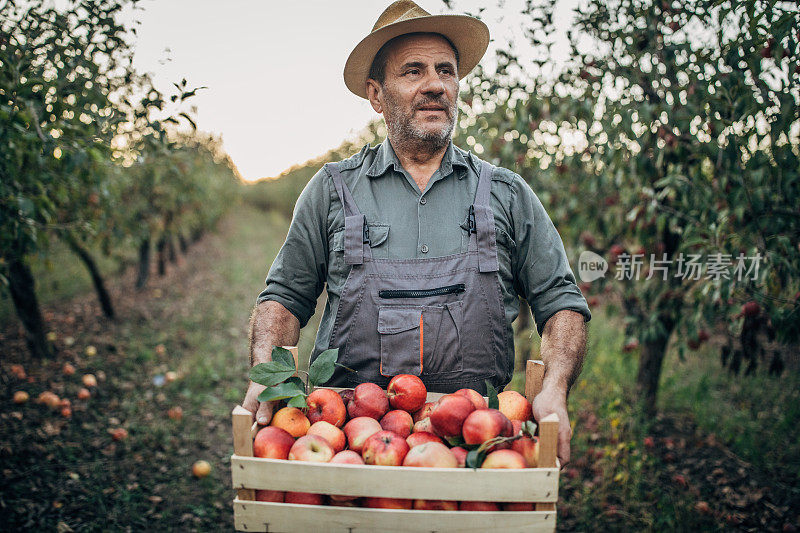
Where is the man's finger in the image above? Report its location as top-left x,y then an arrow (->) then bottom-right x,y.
558,425 -> 571,466
256,400 -> 273,425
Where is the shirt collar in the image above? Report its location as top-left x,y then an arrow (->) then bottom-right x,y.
365,138 -> 470,179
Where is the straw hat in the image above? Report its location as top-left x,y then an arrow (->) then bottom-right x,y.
344,0 -> 490,98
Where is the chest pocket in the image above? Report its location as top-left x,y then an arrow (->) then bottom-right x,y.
331,224 -> 390,258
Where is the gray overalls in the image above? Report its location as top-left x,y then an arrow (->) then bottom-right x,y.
316,159 -> 510,394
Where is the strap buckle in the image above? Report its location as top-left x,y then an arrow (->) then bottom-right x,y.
468,205 -> 477,234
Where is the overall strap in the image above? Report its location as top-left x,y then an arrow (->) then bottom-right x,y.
471,161 -> 499,273
326,163 -> 370,265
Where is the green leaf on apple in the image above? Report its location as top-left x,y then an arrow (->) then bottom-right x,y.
286,394 -> 308,409
465,449 -> 487,469
271,346 -> 297,372
485,380 -> 499,410
258,377 -> 306,402
308,348 -> 338,387
445,435 -> 465,447
521,420 -> 538,437
249,362 -> 295,388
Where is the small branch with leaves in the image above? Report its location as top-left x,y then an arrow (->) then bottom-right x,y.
249,347 -> 340,409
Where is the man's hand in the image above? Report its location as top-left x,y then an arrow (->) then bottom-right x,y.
244,301 -> 301,425
535,309 -> 587,468
243,381 -> 277,425
532,385 -> 572,467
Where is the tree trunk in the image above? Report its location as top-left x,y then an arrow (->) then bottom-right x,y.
156,236 -> 167,276
7,257 -> 53,358
167,232 -> 177,264
136,238 -> 150,290
636,335 -> 670,417
63,234 -> 115,319
178,233 -> 188,254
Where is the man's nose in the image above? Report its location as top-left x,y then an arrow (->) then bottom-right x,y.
420,69 -> 446,96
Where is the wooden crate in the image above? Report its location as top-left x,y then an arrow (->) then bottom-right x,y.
230,359 -> 559,532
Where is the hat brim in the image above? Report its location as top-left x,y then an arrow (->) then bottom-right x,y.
344,14 -> 489,99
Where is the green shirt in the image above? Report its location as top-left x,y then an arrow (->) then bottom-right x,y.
257,138 -> 591,360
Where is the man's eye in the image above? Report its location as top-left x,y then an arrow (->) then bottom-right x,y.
406,69 -> 420,75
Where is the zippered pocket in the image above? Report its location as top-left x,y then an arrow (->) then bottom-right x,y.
378,283 -> 465,299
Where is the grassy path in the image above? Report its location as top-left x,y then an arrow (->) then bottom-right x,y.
1,202 -> 798,531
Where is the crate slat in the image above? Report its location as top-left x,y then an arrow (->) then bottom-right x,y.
231,456 -> 558,503
233,500 -> 556,533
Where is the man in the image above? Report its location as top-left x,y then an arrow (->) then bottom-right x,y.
243,0 -> 590,466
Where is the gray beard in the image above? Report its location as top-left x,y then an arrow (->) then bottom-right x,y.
383,92 -> 458,155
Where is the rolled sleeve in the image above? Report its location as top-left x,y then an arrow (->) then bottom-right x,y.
510,176 -> 591,337
256,168 -> 330,328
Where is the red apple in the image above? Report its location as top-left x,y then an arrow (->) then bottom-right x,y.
288,435 -> 334,463
255,490 -> 284,502
450,446 -> 467,468
307,421 -> 346,453
362,430 -> 409,466
285,492 -> 324,505
330,450 -> 364,465
482,449 -> 526,469
380,410 -> 413,439
386,374 -> 427,412
347,382 -> 390,420
511,435 -> 539,467
406,431 -> 444,448
511,420 -> 523,436
306,388 -> 347,428
412,417 -> 436,434
363,497 -> 413,509
460,501 -> 500,511
503,502 -> 535,511
412,401 -> 437,423
430,394 -> 475,438
402,442 -> 458,468
742,301 -> 760,318
328,451 -> 365,502
462,409 -> 513,445
343,416 -> 382,454
454,388 -> 487,410
339,388 -> 355,406
497,391 -> 532,422
414,499 -> 458,511
329,498 -> 362,507
253,426 -> 295,459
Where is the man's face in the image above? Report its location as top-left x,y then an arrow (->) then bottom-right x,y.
370,34 -> 459,150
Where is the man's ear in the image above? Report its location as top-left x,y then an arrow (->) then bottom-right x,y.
366,79 -> 383,114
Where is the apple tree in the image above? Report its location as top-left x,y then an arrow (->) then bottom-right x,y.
455,0 -> 799,414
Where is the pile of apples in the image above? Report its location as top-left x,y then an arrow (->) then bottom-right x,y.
252,374 -> 540,511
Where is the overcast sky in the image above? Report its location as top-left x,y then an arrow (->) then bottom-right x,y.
124,0 -> 578,180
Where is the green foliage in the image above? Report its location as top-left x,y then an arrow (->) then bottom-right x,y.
251,346 -> 339,409
0,0 -> 242,357
455,0 -> 799,402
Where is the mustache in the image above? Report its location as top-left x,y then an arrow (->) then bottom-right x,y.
414,97 -> 453,111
